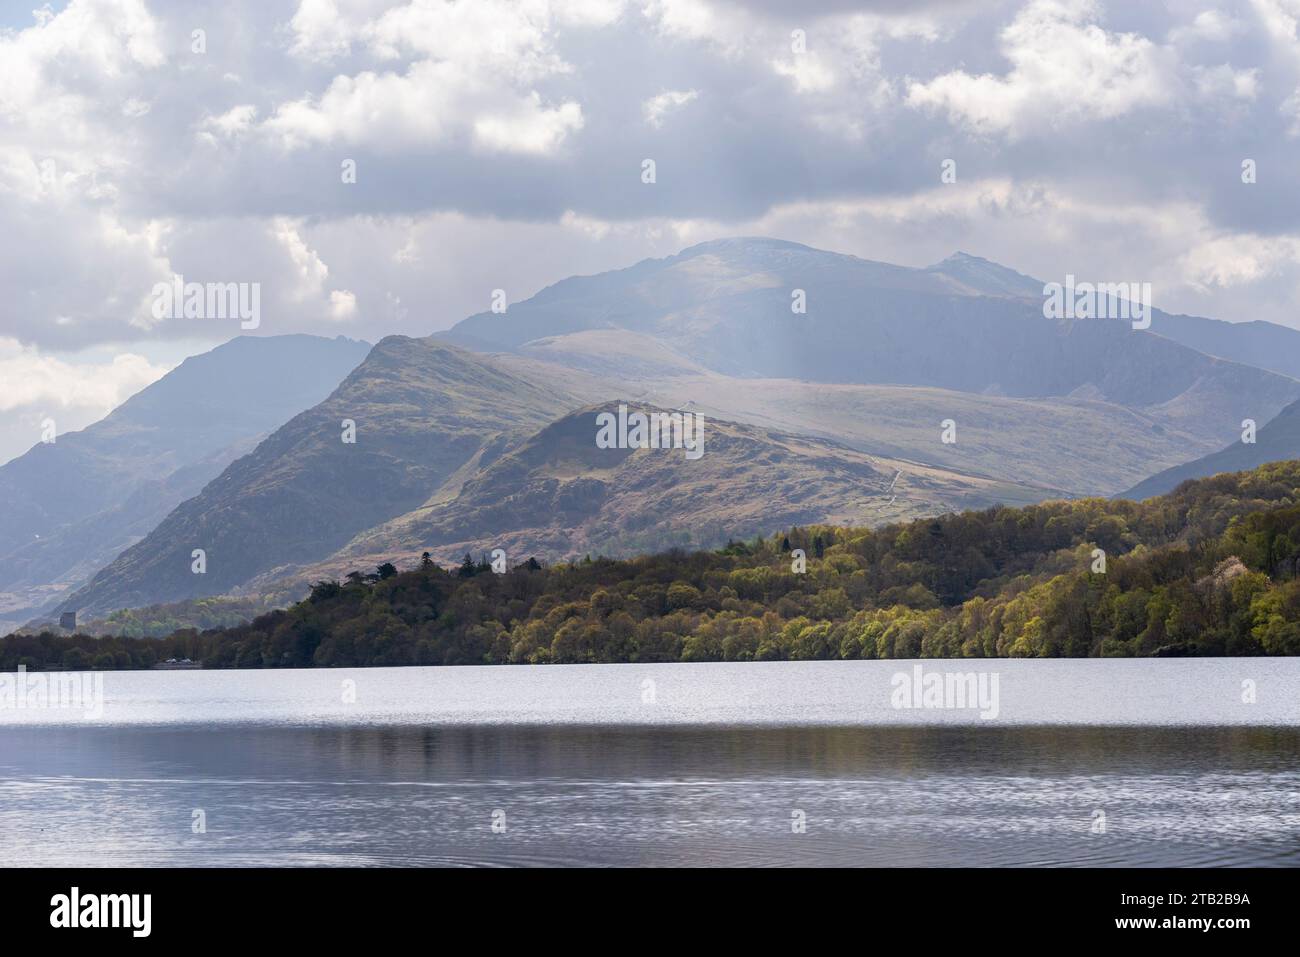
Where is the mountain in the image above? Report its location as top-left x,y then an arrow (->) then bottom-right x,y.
0,334 -> 370,629
54,337 -> 581,618
924,249 -> 1300,382
923,251 -> 1045,298
1145,313 -> 1300,381
441,238 -> 1300,445
46,239 -> 1300,622
1122,398 -> 1300,500
274,401 -> 1051,583
506,329 -> 1222,496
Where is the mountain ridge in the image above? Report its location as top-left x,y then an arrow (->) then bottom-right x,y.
39,238 -> 1300,623
51,337 -> 581,619
0,334 -> 371,630
1123,400 -> 1300,500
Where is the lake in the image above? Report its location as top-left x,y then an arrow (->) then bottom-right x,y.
2,659 -> 1298,866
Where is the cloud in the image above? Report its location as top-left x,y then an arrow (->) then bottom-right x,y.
1192,64 -> 1259,100
772,53 -> 837,92
642,89 -> 700,127
1169,9 -> 1245,45
264,0 -> 587,153
285,0 -> 356,62
0,337 -> 175,464
328,289 -> 359,320
1251,0 -> 1300,56
197,104 -> 260,144
473,96 -> 585,154
906,0 -> 1177,136
1179,234 -> 1300,288
643,0 -> 732,43
4,0 -> 1300,360
0,339 -> 170,414
274,219 -> 332,300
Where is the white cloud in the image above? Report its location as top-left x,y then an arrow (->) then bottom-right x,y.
265,0 -> 587,153
273,218 -> 333,301
0,338 -> 171,414
0,339 -> 175,465
265,64 -> 446,149
196,104 -> 260,145
907,0 -> 1176,137
0,0 -> 163,143
0,1 -> 176,346
1251,0 -> 1300,53
772,54 -> 836,93
1169,9 -> 1244,45
286,0 -> 355,62
1192,63 -> 1260,100
474,96 -> 585,153
642,89 -> 700,127
1179,234 -> 1300,288
642,0 -> 723,42
328,289 -> 359,320
766,14 -> 942,123
553,0 -> 627,27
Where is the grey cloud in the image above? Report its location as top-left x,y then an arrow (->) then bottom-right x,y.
4,0 -> 1300,352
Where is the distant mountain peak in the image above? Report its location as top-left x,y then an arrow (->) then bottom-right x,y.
676,236 -> 816,256
926,250 -> 1043,298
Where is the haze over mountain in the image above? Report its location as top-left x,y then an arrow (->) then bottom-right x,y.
442,240 -> 1300,423
0,335 -> 370,631
55,338 -> 581,619
463,238 -> 1300,496
507,331 -> 1231,496
919,250 -> 1300,382
1122,398 -> 1300,500
42,239 -> 1300,624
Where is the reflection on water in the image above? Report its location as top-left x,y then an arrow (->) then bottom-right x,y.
3,724 -> 1298,866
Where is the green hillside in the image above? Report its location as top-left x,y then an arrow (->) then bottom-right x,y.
7,460 -> 1300,669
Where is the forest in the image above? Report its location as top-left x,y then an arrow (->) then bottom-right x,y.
4,460 -> 1300,670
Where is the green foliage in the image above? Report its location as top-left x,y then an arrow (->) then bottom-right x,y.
6,461 -> 1300,670
55,595 -> 278,639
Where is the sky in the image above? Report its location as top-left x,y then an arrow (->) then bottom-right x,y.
3,0 -> 1300,463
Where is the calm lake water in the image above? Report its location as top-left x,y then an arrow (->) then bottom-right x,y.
2,659 -> 1298,866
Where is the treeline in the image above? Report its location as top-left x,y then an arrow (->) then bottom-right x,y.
4,461 -> 1300,670
35,595 -> 278,639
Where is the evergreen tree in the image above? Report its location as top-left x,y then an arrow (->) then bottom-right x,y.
458,553 -> 477,578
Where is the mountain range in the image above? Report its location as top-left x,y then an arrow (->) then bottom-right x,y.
25,238 -> 1300,626
0,335 -> 370,632
1123,396 -> 1300,499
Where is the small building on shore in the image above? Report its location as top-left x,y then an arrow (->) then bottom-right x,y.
152,658 -> 202,670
